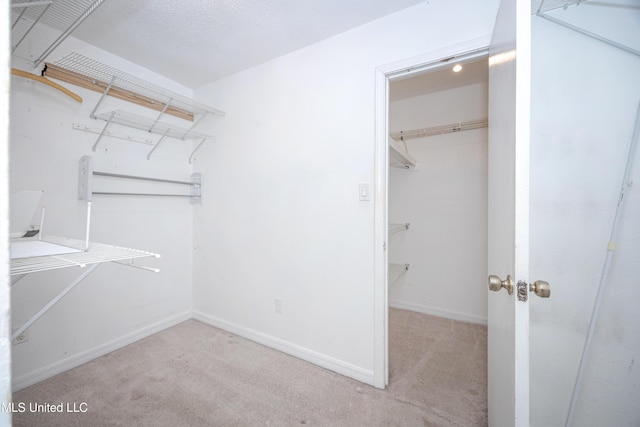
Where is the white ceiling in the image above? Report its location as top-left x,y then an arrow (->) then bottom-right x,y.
390,57 -> 488,102
69,0 -> 428,89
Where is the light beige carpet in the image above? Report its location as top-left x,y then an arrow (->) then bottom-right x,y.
13,309 -> 487,426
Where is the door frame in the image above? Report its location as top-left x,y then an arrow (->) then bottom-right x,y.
373,36 -> 492,388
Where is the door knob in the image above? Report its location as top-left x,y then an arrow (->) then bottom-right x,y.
488,274 -> 513,295
530,280 -> 550,298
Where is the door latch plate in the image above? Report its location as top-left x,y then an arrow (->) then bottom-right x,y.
517,280 -> 528,302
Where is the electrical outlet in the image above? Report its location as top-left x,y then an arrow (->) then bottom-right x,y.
275,298 -> 283,314
12,330 -> 29,345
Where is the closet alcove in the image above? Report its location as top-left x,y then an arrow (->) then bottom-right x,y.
386,57 -> 489,407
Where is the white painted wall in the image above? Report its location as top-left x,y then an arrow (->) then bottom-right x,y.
10,38 -> 196,390
1,0 -> 12,423
530,5 -> 640,426
388,82 -> 488,324
192,0 -> 499,384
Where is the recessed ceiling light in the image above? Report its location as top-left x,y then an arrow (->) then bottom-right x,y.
453,64 -> 463,73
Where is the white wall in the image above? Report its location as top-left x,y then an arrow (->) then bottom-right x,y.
530,5 -> 640,426
10,38 -> 196,389
192,0 -> 499,385
388,82 -> 488,324
1,0 -> 12,423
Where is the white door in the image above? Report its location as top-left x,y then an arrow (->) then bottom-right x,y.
487,0 -> 533,425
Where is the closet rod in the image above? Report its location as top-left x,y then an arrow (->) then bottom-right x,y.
92,192 -> 193,197
93,171 -> 194,186
390,118 -> 488,141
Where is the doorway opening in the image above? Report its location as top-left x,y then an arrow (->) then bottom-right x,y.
386,54 -> 489,422
373,40 -> 492,420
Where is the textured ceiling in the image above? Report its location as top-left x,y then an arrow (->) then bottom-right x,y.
70,0 -> 428,89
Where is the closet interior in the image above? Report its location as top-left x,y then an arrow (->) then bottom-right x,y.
388,56 -> 489,325
386,59 -> 490,418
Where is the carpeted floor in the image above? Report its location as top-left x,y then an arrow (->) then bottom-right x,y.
12,308 -> 487,426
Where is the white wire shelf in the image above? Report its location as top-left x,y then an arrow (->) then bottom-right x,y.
93,110 -> 211,141
389,138 -> 418,169
10,235 -> 161,276
531,0 -> 583,14
46,52 -> 225,120
11,0 -> 106,68
43,52 -> 224,161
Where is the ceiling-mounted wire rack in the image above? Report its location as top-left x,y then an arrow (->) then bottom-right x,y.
11,0 -> 107,68
44,52 -> 225,162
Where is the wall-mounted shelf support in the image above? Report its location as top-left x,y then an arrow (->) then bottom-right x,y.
147,129 -> 171,160
389,223 -> 411,233
190,173 -> 203,204
12,263 -> 100,341
389,263 -> 410,286
150,99 -> 172,133
389,137 -> 418,169
185,114 -> 207,138
90,75 -> 116,120
189,138 -> 208,164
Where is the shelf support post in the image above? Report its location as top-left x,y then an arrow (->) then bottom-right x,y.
90,75 -> 116,119
183,113 -> 209,139
92,111 -> 115,151
11,263 -> 101,342
147,129 -> 171,160
149,98 -> 172,133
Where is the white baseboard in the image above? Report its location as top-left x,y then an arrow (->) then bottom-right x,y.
192,310 -> 375,386
389,300 -> 487,325
12,310 -> 192,392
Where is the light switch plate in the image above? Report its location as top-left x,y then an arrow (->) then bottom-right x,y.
359,182 -> 371,201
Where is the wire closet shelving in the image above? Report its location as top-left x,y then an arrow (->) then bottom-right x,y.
11,0 -> 107,67
43,52 -> 225,162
